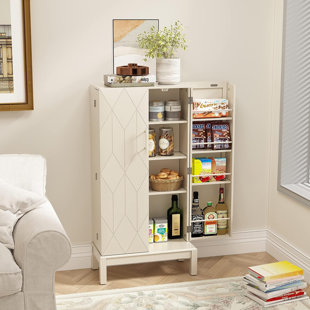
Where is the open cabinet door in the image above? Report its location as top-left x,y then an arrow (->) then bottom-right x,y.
98,87 -> 149,255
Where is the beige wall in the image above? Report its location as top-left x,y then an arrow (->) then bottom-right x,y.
0,0 -> 11,24
0,0 -> 274,245
268,0 -> 310,256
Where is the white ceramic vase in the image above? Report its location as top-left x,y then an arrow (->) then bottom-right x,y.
156,58 -> 180,85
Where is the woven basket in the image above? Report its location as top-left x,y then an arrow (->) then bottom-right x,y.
150,176 -> 184,192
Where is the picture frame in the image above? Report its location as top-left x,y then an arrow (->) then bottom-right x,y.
0,0 -> 33,111
113,19 -> 159,76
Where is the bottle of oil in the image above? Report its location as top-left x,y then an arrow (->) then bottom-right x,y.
203,201 -> 217,236
167,195 -> 183,239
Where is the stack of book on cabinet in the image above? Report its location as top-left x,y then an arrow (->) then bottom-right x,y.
244,261 -> 308,307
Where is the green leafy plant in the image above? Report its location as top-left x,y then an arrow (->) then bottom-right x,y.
137,20 -> 187,60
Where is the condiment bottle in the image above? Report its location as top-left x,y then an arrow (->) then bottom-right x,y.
203,201 -> 217,236
216,187 -> 228,235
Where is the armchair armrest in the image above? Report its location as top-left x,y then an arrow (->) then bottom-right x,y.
13,200 -> 71,310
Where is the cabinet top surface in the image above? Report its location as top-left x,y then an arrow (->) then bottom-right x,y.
91,81 -> 229,91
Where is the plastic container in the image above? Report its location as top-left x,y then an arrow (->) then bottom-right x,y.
148,128 -> 156,157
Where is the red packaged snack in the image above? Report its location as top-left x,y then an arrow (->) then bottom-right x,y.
211,122 -> 231,150
192,122 -> 206,149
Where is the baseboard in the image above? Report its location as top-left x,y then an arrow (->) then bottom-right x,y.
192,229 -> 267,258
266,230 -> 310,282
58,244 -> 92,271
58,230 -> 310,282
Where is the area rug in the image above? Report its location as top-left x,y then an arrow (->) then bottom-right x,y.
56,276 -> 310,310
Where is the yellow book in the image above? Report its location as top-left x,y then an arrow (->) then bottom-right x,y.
248,261 -> 303,282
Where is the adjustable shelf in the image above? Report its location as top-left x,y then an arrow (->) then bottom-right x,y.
149,152 -> 187,161
191,180 -> 232,186
149,188 -> 187,196
149,120 -> 187,125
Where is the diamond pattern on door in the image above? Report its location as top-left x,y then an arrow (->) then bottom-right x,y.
99,88 -> 149,256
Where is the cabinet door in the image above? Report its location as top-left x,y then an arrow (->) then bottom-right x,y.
99,88 -> 149,256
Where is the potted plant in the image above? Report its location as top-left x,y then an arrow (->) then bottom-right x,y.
137,20 -> 187,84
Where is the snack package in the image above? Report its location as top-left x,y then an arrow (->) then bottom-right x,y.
211,122 -> 231,150
153,218 -> 168,242
192,122 -> 206,149
205,122 -> 213,149
192,99 -> 229,119
210,157 -> 226,181
192,158 -> 212,183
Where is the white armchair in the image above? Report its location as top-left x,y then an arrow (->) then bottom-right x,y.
0,154 -> 71,310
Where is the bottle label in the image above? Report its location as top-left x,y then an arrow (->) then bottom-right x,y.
159,138 -> 169,150
148,139 -> 155,152
192,215 -> 203,235
204,212 -> 217,235
172,214 -> 180,236
217,210 -> 228,229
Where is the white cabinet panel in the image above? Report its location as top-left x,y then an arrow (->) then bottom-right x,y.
97,88 -> 149,256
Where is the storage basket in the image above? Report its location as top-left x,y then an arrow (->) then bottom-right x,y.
150,176 -> 184,192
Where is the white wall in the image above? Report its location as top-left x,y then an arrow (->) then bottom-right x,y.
268,0 -> 310,257
0,0 -> 274,246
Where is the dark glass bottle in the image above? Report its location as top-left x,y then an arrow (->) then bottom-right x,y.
167,195 -> 183,239
191,191 -> 203,237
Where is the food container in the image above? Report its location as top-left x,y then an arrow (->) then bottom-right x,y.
149,219 -> 154,243
159,127 -> 174,156
165,100 -> 181,121
153,218 -> 168,242
148,128 -> 156,157
192,99 -> 229,119
150,176 -> 184,191
149,101 -> 165,122
192,158 -> 212,183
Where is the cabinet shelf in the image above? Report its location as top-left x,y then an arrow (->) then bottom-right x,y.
149,188 -> 187,196
149,152 -> 187,161
192,149 -> 232,155
192,181 -> 231,186
192,117 -> 232,122
190,234 -> 230,241
149,120 -> 187,125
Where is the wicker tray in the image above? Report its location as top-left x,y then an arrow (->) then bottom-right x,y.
150,176 -> 184,192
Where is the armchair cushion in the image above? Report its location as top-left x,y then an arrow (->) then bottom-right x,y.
0,179 -> 46,249
0,243 -> 22,298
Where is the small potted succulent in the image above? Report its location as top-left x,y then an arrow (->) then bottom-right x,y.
137,20 -> 187,84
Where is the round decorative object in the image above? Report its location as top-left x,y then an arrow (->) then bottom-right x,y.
156,58 -> 181,85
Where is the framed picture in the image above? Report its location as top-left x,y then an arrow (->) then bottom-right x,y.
113,19 -> 159,76
0,0 -> 33,111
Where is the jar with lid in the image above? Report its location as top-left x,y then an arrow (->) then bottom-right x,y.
149,101 -> 165,122
148,128 -> 156,157
159,127 -> 174,156
165,100 -> 182,121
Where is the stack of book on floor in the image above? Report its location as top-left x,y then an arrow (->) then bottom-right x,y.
244,261 -> 308,307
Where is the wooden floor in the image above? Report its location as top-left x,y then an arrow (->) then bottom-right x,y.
56,251 -> 286,295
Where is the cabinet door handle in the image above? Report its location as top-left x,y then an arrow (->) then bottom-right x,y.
137,130 -> 147,152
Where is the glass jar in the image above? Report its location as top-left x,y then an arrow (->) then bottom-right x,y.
165,100 -> 181,121
159,127 -> 174,156
149,101 -> 165,122
148,128 -> 156,157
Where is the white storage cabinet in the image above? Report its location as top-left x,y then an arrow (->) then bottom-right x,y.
90,81 -> 235,284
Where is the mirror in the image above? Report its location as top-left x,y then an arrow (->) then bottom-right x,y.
0,0 -> 33,111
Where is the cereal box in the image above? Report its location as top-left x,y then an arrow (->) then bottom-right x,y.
192,122 -> 206,149
192,158 -> 212,183
211,122 -> 231,150
153,218 -> 167,243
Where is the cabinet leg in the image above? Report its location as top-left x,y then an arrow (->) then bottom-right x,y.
99,257 -> 107,285
190,248 -> 197,276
